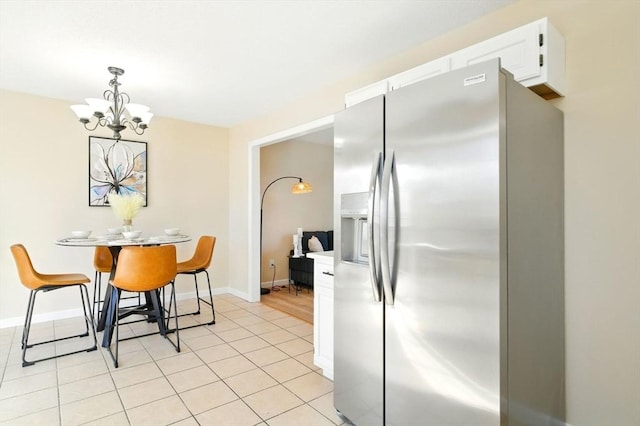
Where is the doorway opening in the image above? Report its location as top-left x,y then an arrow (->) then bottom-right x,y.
247,115 -> 334,305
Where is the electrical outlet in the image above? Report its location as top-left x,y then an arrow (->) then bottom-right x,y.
269,259 -> 275,268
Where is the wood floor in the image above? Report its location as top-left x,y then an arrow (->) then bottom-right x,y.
260,284 -> 313,324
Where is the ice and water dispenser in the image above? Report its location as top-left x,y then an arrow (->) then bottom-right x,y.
340,192 -> 370,265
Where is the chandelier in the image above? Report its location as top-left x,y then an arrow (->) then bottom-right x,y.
70,66 -> 152,140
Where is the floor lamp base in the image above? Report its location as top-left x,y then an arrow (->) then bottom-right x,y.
260,288 -> 271,295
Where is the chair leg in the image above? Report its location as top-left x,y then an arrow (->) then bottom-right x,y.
193,274 -> 202,315
169,270 -> 216,329
92,270 -> 101,324
80,284 -> 98,352
114,290 -> 120,369
21,290 -> 35,350
170,282 -> 180,352
175,272 -> 202,316
78,286 -> 90,338
162,286 -> 175,330
161,286 -> 168,329
202,270 -> 216,325
21,290 -> 36,366
22,285 -> 97,367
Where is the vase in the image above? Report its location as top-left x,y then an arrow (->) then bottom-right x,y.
122,219 -> 132,232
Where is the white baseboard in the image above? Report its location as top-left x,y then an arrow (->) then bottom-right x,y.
0,287 -> 250,329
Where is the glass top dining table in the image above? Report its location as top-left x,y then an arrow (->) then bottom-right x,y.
56,233 -> 192,347
56,234 -> 191,248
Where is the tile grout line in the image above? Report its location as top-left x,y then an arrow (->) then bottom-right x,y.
1,294 -> 336,425
187,304 -> 282,424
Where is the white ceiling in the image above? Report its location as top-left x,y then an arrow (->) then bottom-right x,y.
0,0 -> 514,128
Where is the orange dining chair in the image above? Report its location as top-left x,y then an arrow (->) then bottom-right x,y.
91,246 -> 140,323
10,244 -> 97,367
173,235 -> 216,328
106,245 -> 179,368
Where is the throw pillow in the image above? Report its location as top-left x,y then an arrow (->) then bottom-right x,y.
308,235 -> 324,252
303,231 -> 328,251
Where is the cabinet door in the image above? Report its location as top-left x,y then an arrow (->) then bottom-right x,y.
388,57 -> 450,91
450,21 -> 541,83
345,80 -> 389,108
314,281 -> 334,379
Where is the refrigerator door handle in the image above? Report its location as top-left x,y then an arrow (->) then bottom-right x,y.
380,150 -> 397,305
367,152 -> 382,302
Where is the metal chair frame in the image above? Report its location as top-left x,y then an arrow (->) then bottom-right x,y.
21,284 -> 97,367
104,245 -> 180,368
106,284 -> 180,368
91,247 -> 140,324
164,267 -> 216,329
165,236 -> 217,330
11,244 -> 97,367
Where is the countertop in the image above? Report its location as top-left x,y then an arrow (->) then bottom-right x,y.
306,251 -> 334,262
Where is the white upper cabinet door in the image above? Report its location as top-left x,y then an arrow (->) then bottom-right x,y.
344,80 -> 389,108
388,57 -> 451,91
450,21 -> 540,81
450,17 -> 565,98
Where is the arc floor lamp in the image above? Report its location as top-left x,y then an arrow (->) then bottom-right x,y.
260,176 -> 312,295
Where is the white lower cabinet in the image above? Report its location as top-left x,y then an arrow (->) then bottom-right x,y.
308,251 -> 334,380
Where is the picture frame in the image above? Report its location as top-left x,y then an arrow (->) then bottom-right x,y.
88,136 -> 147,207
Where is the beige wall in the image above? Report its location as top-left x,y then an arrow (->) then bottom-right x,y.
0,90 -> 230,323
229,1 -> 640,424
260,140 -> 333,283
0,0 -> 638,422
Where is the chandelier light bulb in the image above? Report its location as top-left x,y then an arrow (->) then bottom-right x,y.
70,104 -> 92,121
140,112 -> 154,125
85,98 -> 111,116
125,103 -> 150,122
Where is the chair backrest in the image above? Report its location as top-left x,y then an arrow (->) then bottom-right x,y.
193,235 -> 216,269
10,244 -> 45,290
190,236 -> 216,270
93,246 -> 113,273
112,245 -> 177,292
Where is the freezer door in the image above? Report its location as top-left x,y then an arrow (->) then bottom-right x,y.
334,95 -> 384,426
384,60 -> 503,425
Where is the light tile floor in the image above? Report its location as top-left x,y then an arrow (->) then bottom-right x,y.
0,293 -> 344,426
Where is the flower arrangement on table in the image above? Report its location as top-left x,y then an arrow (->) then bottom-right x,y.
108,193 -> 144,229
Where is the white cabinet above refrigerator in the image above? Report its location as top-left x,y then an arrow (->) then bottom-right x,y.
346,17 -> 565,107
449,17 -> 564,99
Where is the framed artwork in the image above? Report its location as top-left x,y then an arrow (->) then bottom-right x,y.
88,136 -> 147,206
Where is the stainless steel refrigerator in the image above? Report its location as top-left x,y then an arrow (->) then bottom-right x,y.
333,59 -> 565,426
